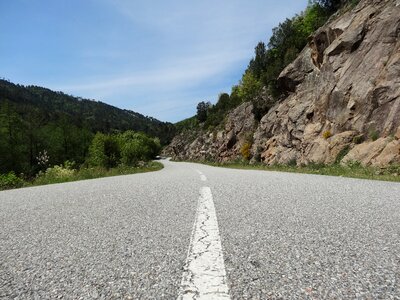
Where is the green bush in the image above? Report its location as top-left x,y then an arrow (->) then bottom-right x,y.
385,165 -> 400,175
35,163 -> 76,184
121,140 -> 143,166
88,133 -> 120,168
0,172 -> 24,190
335,145 -> 350,164
43,165 -> 75,178
287,159 -> 297,167
88,131 -> 161,168
369,130 -> 379,141
352,135 -> 364,144
350,0 -> 360,8
175,116 -> 199,132
237,71 -> 262,103
119,131 -> 161,165
346,160 -> 362,168
241,142 -> 252,160
322,130 -> 332,139
31,161 -> 163,187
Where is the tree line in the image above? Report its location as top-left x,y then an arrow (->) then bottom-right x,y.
0,80 -> 173,177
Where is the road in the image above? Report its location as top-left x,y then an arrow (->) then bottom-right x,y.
1,160 -> 399,299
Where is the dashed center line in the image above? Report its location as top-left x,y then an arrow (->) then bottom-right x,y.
195,169 -> 207,181
177,187 -> 230,300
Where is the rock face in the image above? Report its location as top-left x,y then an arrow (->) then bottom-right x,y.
164,102 -> 256,162
166,0 -> 400,167
253,0 -> 400,167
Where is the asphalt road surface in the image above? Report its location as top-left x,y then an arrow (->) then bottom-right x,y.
1,160 -> 399,299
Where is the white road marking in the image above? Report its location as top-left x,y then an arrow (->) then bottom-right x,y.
200,175 -> 207,181
195,169 -> 203,175
177,187 -> 230,300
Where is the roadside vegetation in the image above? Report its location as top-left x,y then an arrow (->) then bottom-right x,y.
31,161 -> 163,187
193,160 -> 400,183
0,130 -> 163,191
0,80 -> 174,184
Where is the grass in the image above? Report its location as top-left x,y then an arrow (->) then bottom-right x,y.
183,160 -> 400,183
0,161 -> 163,191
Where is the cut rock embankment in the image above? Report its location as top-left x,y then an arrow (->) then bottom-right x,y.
165,0 -> 400,167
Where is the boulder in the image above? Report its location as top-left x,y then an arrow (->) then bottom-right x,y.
342,138 -> 388,166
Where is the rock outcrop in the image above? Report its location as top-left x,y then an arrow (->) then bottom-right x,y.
166,0 -> 400,167
165,102 -> 256,162
253,0 -> 400,167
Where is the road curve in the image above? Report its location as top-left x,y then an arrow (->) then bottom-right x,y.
1,160 -> 399,299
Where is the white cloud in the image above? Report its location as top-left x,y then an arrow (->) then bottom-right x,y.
57,48 -> 249,93
54,0 -> 308,121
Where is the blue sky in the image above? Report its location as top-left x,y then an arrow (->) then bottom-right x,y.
0,0 -> 308,122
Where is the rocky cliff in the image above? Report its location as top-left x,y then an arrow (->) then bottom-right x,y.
166,102 -> 256,162
165,0 -> 400,167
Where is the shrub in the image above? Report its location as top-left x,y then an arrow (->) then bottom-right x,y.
352,135 -> 364,144
369,130 -> 379,141
175,116 -> 199,132
335,145 -> 350,164
36,163 -> 76,183
385,165 -> 400,175
118,131 -> 161,165
346,160 -> 361,168
88,131 -> 161,169
237,71 -> 262,103
251,89 -> 277,121
241,142 -> 252,160
120,140 -> 143,166
322,130 -> 332,139
253,146 -> 263,163
287,159 -> 297,167
0,172 -> 24,190
350,0 -> 360,8
212,130 -> 218,142
88,133 -> 120,168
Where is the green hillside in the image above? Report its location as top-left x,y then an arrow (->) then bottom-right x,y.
0,79 -> 175,175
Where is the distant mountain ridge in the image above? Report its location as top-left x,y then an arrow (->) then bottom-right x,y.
0,79 -> 175,144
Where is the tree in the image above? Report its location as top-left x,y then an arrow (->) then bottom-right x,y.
237,71 -> 262,103
248,42 -> 267,79
215,93 -> 230,111
0,100 -> 26,174
300,3 -> 330,36
117,131 -> 161,166
313,0 -> 343,12
196,101 -> 210,123
88,133 -> 120,169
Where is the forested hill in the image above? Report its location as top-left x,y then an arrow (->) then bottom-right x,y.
0,79 -> 175,144
0,79 -> 175,175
